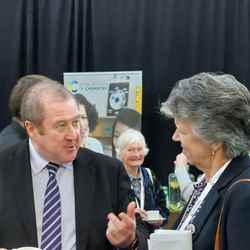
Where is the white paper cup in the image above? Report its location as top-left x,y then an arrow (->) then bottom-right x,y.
149,229 -> 192,250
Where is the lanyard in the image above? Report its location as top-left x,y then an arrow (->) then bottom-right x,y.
179,160 -> 231,231
133,174 -> 145,210
179,182 -> 212,230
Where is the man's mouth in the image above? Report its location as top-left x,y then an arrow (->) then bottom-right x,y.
66,144 -> 78,151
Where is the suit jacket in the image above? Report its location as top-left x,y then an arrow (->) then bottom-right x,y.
173,154 -> 250,250
0,120 -> 27,152
0,140 -> 148,250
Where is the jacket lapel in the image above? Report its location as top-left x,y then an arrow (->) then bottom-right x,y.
11,141 -> 38,245
216,154 -> 250,191
191,188 -> 220,240
192,154 -> 250,240
73,148 -> 96,250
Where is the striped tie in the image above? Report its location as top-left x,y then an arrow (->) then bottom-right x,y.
41,162 -> 62,250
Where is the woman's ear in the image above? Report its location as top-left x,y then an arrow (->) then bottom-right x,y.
211,142 -> 223,154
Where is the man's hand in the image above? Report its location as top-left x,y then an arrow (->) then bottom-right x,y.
135,207 -> 147,219
135,208 -> 163,228
106,201 -> 136,248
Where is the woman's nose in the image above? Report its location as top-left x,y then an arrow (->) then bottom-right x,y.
172,130 -> 180,141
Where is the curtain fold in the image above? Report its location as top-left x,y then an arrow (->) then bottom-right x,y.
1,0 -> 250,182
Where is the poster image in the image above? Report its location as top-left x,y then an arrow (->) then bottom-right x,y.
64,71 -> 142,156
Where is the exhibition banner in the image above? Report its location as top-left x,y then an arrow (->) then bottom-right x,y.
64,71 -> 142,156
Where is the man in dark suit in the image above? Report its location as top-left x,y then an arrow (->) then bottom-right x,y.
0,74 -> 49,152
0,79 -> 147,250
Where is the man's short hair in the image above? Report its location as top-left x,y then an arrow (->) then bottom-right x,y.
9,74 -> 49,119
21,79 -> 76,126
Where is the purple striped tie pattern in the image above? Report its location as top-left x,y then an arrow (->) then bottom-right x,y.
41,162 -> 62,250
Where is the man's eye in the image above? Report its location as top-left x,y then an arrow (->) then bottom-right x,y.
56,123 -> 66,128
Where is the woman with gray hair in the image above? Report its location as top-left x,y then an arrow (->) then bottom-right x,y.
116,129 -> 169,230
161,72 -> 250,250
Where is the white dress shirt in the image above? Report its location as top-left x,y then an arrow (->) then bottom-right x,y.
29,139 -> 76,250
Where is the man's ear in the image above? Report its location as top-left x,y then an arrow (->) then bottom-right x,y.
24,120 -> 35,137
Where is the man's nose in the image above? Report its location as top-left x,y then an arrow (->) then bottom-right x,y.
66,125 -> 80,139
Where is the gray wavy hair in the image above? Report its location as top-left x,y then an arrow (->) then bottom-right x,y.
161,72 -> 250,159
116,129 -> 149,160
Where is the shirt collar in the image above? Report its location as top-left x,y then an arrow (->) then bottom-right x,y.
209,159 -> 232,186
195,159 -> 232,188
128,166 -> 142,181
29,139 -> 73,175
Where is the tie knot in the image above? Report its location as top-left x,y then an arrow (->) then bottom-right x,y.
47,162 -> 60,176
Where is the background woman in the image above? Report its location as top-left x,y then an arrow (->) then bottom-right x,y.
116,129 -> 168,230
174,152 -> 195,202
74,93 -> 104,153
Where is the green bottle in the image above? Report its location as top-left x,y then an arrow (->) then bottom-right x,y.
168,173 -> 183,213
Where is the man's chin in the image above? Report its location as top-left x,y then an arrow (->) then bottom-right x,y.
63,150 -> 79,162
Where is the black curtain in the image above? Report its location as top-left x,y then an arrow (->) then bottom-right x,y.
1,0 -> 250,184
